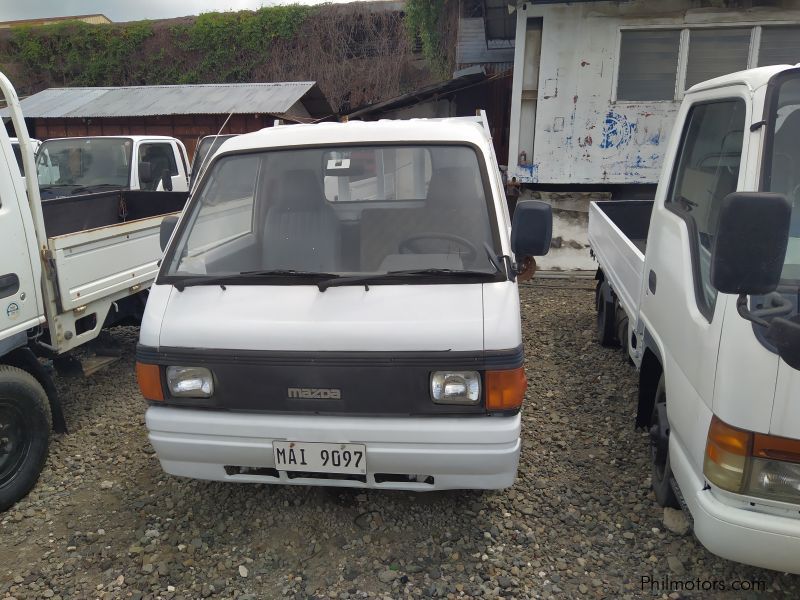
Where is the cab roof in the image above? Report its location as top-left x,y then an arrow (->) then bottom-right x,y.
687,64 -> 799,94
41,135 -> 179,143
217,118 -> 492,154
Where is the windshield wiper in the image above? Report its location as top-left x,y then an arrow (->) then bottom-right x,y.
317,268 -> 496,292
70,183 -> 124,195
172,269 -> 338,291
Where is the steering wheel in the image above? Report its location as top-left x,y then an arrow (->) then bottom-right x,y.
398,232 -> 478,263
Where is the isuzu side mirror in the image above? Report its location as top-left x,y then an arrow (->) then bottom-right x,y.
160,215 -> 179,252
711,192 -> 791,295
511,200 -> 553,258
711,192 -> 797,356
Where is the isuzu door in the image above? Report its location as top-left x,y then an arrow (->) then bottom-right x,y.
640,89 -> 749,467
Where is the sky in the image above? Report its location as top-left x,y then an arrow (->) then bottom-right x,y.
2,0 -> 360,23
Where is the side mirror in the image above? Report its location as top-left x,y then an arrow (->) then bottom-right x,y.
711,192 -> 791,295
161,169 -> 173,192
139,161 -> 153,183
160,215 -> 179,252
511,200 -> 553,257
768,316 -> 800,371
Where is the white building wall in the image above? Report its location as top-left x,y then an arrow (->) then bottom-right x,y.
508,0 -> 800,185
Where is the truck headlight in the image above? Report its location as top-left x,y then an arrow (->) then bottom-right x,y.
430,371 -> 480,404
166,366 -> 213,398
746,459 -> 800,503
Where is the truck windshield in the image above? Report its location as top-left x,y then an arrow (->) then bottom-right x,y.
36,138 -> 132,190
164,144 -> 499,282
765,72 -> 800,283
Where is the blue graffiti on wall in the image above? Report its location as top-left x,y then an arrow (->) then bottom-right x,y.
600,111 -> 635,149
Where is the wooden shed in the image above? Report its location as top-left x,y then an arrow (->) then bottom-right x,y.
3,82 -> 333,159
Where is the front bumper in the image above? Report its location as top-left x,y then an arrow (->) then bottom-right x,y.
146,406 -> 521,491
672,437 -> 800,574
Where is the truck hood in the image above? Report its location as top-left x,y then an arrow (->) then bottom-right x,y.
153,283 -> 485,352
772,359 -> 800,439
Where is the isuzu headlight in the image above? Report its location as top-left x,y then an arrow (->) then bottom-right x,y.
166,366 -> 214,398
746,459 -> 800,503
430,371 -> 481,404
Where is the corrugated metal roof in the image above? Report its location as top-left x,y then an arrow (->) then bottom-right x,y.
1,82 -> 331,118
347,67 -> 487,119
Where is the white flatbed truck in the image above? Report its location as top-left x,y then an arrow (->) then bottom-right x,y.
589,65 -> 800,574
0,72 -> 189,511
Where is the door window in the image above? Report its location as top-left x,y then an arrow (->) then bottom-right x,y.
138,143 -> 178,189
666,99 -> 746,319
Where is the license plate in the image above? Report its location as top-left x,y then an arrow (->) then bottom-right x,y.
273,441 -> 367,475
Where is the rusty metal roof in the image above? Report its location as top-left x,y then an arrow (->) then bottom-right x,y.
1,82 -> 332,119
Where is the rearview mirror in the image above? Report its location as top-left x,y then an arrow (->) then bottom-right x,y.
710,192 -> 791,295
768,315 -> 800,371
160,215 -> 180,252
511,200 -> 553,257
139,161 -> 153,183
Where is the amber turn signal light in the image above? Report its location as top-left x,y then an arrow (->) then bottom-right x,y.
703,416 -> 752,492
486,367 -> 527,411
136,362 -> 164,402
753,431 -> 800,464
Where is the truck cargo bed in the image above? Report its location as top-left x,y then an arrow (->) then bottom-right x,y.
588,200 -> 653,321
41,190 -> 189,237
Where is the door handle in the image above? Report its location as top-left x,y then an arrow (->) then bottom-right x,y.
648,270 -> 657,294
0,273 -> 20,299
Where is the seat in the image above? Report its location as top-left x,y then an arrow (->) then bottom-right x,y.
142,147 -> 171,190
359,166 -> 490,271
262,169 -> 341,272
86,151 -> 116,186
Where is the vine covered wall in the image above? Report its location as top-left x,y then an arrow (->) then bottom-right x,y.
0,2 -> 456,114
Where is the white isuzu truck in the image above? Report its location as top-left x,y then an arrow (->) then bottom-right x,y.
0,73 -> 189,511
137,115 -> 553,491
589,65 -> 800,574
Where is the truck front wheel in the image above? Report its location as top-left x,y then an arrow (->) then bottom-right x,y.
649,375 -> 679,508
0,366 -> 51,512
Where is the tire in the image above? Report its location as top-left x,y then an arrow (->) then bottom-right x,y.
616,308 -> 631,361
594,279 -> 603,312
649,375 -> 679,508
0,365 -> 51,512
596,281 -> 617,347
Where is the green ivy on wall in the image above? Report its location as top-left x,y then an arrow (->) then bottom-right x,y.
404,0 -> 449,78
6,5 -> 312,88
170,5 -> 312,83
10,20 -> 154,86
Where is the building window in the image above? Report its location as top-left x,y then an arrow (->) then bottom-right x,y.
685,28 -> 752,89
759,26 -> 800,66
484,3 -> 516,41
617,30 -> 681,101
617,24 -> 800,102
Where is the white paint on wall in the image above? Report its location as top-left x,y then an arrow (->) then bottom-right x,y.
507,0 -> 800,185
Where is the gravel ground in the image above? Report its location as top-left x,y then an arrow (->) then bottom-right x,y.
1,280 -> 799,599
